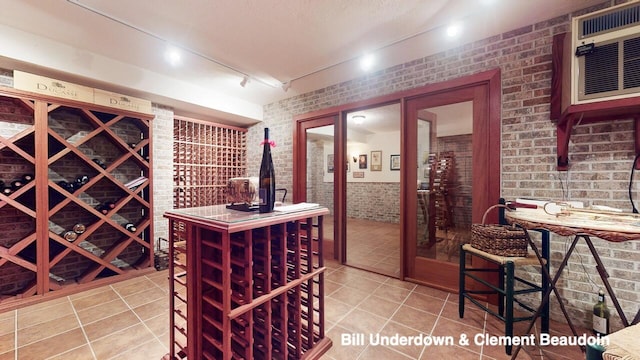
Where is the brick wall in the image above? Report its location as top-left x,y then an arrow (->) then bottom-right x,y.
247,1 -> 639,329
151,105 -> 174,245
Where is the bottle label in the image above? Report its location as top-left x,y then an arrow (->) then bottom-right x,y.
593,314 -> 608,334
258,189 -> 266,206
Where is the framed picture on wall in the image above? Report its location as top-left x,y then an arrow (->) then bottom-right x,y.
346,160 -> 350,172
353,171 -> 364,178
370,150 -> 382,171
327,154 -> 334,173
358,154 -> 367,169
390,154 -> 400,170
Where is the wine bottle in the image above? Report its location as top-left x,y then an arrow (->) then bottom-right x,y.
22,174 -> 34,183
63,231 -> 78,242
592,289 -> 610,336
98,201 -> 115,214
1,186 -> 12,195
72,223 -> 86,234
76,175 -> 89,185
124,223 -> 137,232
92,158 -> 107,169
11,180 -> 23,191
258,127 -> 275,213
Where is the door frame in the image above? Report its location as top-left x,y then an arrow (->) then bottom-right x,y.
293,69 -> 501,286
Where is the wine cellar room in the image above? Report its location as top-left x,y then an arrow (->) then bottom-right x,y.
2,1 -> 640,360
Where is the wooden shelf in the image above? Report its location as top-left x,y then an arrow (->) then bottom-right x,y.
551,32 -> 640,171
165,206 -> 332,360
173,116 -> 246,209
556,101 -> 640,171
0,88 -> 154,309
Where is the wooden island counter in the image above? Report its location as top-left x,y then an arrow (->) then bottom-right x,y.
164,204 -> 331,360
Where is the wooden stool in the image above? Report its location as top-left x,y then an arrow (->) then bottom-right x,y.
458,204 -> 550,356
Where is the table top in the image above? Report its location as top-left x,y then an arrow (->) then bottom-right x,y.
164,203 -> 329,232
505,207 -> 640,242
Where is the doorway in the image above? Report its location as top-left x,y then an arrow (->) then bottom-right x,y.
293,69 -> 501,291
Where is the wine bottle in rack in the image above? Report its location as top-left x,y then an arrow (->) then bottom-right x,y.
11,180 -> 23,191
63,231 -> 78,242
97,201 -> 115,214
75,175 -> 89,185
92,158 -> 107,169
124,223 -> 137,232
72,223 -> 86,234
1,186 -> 12,195
22,174 -> 34,183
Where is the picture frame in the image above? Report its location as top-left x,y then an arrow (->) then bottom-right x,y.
353,171 -> 365,178
327,154 -> 334,173
390,154 -> 401,170
370,150 -> 382,171
358,154 -> 367,169
346,160 -> 350,172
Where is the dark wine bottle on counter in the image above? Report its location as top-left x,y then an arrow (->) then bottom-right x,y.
63,231 -> 78,242
124,223 -> 137,232
258,127 -> 275,213
22,174 -> 34,183
72,223 -> 86,234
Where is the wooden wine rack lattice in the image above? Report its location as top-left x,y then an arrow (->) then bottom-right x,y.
165,206 -> 332,360
0,88 -> 154,308
173,116 -> 247,209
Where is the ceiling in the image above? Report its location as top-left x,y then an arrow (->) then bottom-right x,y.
0,0 -> 606,126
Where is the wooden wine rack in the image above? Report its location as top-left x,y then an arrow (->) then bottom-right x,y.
165,205 -> 332,360
0,87 -> 154,309
173,116 -> 247,209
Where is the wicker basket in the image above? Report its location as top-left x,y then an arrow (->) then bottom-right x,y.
470,204 -> 529,257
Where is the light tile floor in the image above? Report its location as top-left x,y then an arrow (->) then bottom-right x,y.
0,260 -> 588,359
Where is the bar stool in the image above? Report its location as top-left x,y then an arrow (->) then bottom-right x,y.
458,201 -> 550,355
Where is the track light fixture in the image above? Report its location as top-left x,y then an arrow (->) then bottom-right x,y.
240,76 -> 249,88
282,81 -> 292,92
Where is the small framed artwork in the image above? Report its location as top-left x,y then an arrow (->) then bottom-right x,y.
390,154 -> 401,171
346,161 -> 350,172
358,154 -> 367,169
353,171 -> 365,178
370,150 -> 382,171
327,154 -> 334,173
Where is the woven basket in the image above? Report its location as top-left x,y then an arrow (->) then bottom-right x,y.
470,204 -> 529,257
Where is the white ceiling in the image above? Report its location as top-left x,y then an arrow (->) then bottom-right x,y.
0,0 -> 605,126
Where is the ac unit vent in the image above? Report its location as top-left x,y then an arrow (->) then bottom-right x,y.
580,3 -> 640,38
584,43 -> 618,95
624,36 -> 640,89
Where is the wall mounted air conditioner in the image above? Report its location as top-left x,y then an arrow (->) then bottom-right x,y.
562,0 -> 640,110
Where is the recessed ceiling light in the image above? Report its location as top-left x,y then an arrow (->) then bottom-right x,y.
446,23 -> 462,38
359,54 -> 375,71
164,46 -> 182,66
353,115 -> 366,125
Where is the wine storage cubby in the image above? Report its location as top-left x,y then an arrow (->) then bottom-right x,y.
173,116 -> 246,209
165,205 -> 331,360
0,87 -> 154,308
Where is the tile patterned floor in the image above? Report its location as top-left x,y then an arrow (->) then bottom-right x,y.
0,260 -> 588,359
